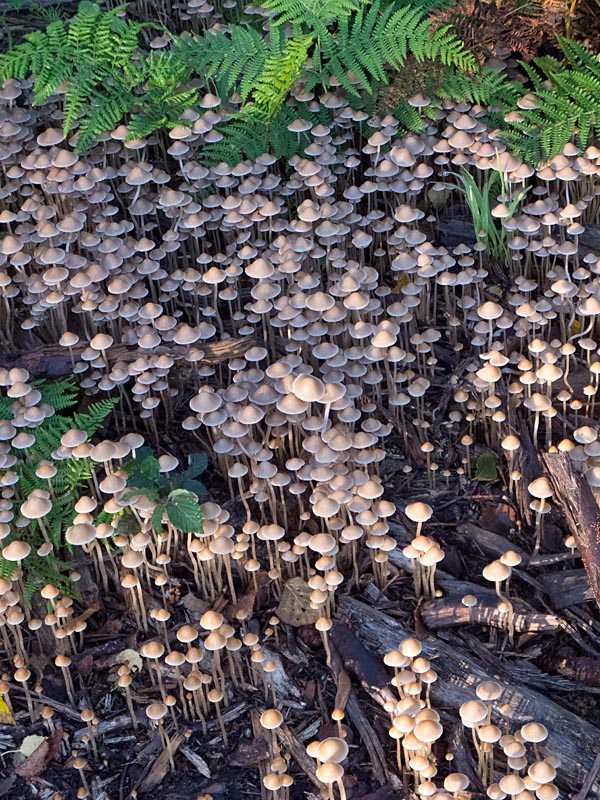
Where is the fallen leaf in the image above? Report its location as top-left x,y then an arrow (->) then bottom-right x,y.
277,577 -> 319,626
115,648 -> 143,673
0,694 -> 14,725
15,729 -> 62,780
474,452 -> 498,482
229,586 -> 255,621
18,735 -> 46,759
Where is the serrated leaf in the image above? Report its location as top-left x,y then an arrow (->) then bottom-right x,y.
164,491 -> 203,533
182,452 -> 208,479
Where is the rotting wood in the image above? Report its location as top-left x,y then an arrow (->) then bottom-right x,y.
420,592 -> 560,632
573,753 -> 600,800
329,644 -> 394,789
437,216 -> 600,252
542,452 -> 600,609
0,336 -> 262,377
540,569 -> 594,609
337,595 -> 600,788
330,622 -> 391,693
276,723 -> 321,790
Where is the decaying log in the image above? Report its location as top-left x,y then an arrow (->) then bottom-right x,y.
542,452 -> 600,609
0,337 -> 261,378
420,592 -> 560,633
338,596 -> 600,789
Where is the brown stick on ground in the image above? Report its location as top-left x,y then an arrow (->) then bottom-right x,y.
542,451 -> 600,609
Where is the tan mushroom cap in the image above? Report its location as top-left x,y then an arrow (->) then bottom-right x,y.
2,540 -> 31,561
66,523 -> 96,546
405,502 -> 433,523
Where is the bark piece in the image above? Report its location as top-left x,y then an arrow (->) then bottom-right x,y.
540,570 -> 594,609
542,452 -> 600,609
420,592 -> 560,632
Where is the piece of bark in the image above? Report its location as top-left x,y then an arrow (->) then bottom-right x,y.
330,622 -> 390,692
276,724 -> 320,790
338,596 -> 600,788
136,732 -> 185,793
540,570 -> 594,609
420,593 -> 560,633
329,645 -> 393,788
542,452 -> 600,609
458,523 -> 529,564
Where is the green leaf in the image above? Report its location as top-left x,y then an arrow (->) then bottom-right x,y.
163,490 -> 204,533
182,452 -> 208,479
475,452 -> 498,482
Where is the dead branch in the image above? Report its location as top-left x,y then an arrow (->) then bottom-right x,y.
542,452 -> 600,609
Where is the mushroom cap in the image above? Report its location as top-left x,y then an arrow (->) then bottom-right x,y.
482,560 -> 511,583
317,737 -> 349,764
2,540 -> 31,561
292,374 -> 326,403
66,523 -> 96,546
521,722 -> 548,742
21,495 -> 52,519
260,709 -> 283,730
528,477 -> 553,499
200,609 -> 224,631
405,502 -> 433,523
316,762 -> 344,784
459,699 -> 487,725
146,702 -> 167,721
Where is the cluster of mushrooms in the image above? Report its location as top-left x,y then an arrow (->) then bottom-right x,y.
1,15 -> 600,795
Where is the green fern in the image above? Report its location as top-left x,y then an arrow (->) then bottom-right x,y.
0,0 -> 498,162
0,381 -> 116,602
502,36 -> 600,164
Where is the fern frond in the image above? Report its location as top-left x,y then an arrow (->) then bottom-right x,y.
502,36 -> 600,163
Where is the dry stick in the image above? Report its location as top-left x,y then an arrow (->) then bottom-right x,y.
574,753 -> 600,800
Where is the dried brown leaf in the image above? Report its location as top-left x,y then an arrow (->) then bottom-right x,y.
15,729 -> 62,780
276,577 -> 319,627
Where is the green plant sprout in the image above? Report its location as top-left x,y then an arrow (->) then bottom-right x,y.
121,449 -> 208,534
